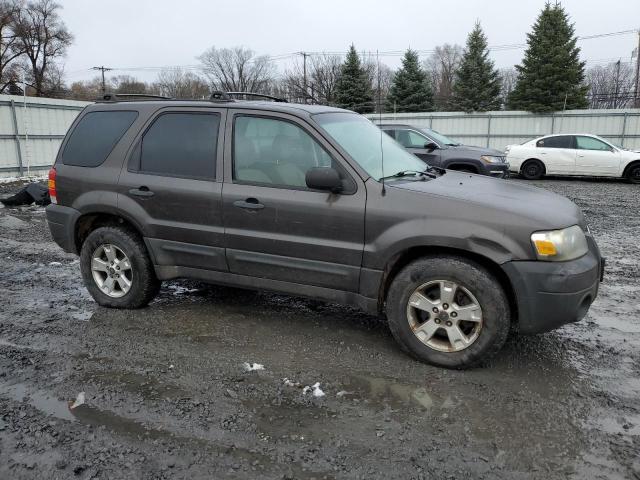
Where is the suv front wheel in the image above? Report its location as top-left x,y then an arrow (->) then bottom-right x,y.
80,226 -> 160,308
386,256 -> 510,369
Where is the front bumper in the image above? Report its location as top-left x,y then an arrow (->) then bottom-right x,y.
45,204 -> 81,254
502,236 -> 603,334
485,163 -> 510,178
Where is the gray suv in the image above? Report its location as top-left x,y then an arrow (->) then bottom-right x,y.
380,124 -> 509,177
45,93 -> 604,369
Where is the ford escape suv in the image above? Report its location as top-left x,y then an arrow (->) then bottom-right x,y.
46,92 -> 604,369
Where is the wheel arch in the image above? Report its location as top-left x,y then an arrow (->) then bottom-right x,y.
445,161 -> 480,173
378,245 -> 518,325
74,210 -> 145,253
622,159 -> 640,178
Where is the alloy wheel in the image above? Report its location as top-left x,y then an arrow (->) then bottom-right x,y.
91,244 -> 133,298
406,280 -> 483,352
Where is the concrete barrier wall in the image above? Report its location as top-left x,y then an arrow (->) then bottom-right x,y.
366,109 -> 640,152
1,95 -> 638,178
0,94 -> 90,178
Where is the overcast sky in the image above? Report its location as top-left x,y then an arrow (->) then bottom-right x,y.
59,0 -> 639,84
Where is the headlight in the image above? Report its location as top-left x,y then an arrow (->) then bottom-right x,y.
480,155 -> 504,164
531,225 -> 588,261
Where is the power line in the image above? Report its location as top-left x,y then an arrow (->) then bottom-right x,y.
70,27 -> 638,81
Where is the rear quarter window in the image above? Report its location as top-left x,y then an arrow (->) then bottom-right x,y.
61,111 -> 138,167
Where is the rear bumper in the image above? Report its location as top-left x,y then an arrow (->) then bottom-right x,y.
45,204 -> 80,254
502,236 -> 603,334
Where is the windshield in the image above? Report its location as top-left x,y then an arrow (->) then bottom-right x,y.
314,113 -> 426,181
421,128 -> 460,146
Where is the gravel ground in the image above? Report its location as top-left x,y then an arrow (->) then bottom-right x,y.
0,177 -> 638,479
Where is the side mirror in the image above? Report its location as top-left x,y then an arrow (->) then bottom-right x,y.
305,167 -> 343,193
424,142 -> 438,150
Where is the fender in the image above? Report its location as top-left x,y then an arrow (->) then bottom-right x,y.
72,190 -> 149,240
363,216 -> 529,271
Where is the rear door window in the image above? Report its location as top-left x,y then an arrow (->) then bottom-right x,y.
137,113 -> 220,179
536,136 -> 575,149
61,111 -> 138,167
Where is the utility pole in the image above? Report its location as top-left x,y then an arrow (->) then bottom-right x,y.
635,30 -> 640,108
92,66 -> 113,94
614,59 -> 621,108
298,52 -> 309,103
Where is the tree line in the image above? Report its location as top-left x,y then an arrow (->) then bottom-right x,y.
3,1 -> 637,113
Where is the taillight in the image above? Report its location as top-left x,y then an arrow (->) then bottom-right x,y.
48,167 -> 57,204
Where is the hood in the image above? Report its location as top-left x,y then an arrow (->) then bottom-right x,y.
388,171 -> 585,229
443,144 -> 505,157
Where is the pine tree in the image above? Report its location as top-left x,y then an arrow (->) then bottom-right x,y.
507,3 -> 588,112
451,22 -> 502,112
334,45 -> 374,113
385,49 -> 434,112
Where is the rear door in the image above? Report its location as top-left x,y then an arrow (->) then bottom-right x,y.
535,135 -> 576,174
118,107 -> 228,271
394,128 -> 441,166
575,136 -> 621,176
221,110 -> 366,292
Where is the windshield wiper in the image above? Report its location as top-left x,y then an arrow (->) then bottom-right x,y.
426,165 -> 446,175
445,143 -> 461,147
379,169 -> 436,182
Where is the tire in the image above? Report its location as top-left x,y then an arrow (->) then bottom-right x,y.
386,256 -> 510,369
80,226 -> 160,308
520,159 -> 545,180
626,163 -> 640,184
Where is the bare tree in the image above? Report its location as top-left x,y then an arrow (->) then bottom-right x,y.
586,61 -> 635,109
499,67 -> 518,108
13,0 -> 72,96
0,0 -> 24,92
424,44 -> 462,111
110,75 -> 148,94
198,46 -> 276,93
153,67 -> 209,99
283,53 -> 342,104
68,76 -> 102,100
359,53 -> 393,112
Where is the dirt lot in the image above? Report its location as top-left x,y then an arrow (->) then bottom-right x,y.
0,177 -> 638,480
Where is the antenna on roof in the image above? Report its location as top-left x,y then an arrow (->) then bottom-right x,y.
377,50 -> 386,196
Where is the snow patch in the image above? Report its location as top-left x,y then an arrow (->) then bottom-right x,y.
302,382 -> 325,398
69,391 -> 85,410
243,362 -> 265,372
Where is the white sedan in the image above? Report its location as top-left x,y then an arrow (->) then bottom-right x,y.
506,134 -> 640,183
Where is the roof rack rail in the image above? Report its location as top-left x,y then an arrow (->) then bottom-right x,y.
226,91 -> 288,103
210,91 -> 234,102
99,92 -> 172,102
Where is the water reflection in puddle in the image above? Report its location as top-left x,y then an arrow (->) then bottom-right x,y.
0,381 -> 171,440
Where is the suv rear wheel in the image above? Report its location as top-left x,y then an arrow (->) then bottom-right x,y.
80,226 -> 160,308
386,256 -> 510,369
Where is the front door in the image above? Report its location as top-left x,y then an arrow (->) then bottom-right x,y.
222,111 -> 366,292
395,128 -> 442,166
118,108 -> 227,271
575,136 -> 621,176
